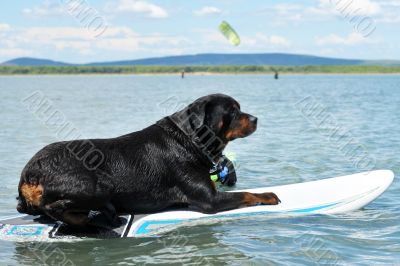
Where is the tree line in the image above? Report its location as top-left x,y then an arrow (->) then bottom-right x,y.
1,65 -> 400,75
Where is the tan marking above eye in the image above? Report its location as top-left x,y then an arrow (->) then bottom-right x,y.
218,121 -> 224,129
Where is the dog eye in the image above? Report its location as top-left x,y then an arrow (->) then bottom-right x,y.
229,111 -> 237,121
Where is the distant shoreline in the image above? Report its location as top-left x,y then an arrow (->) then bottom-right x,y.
1,65 -> 400,75
2,72 -> 400,77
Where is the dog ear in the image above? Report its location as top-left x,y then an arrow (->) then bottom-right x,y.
169,99 -> 208,137
204,103 -> 223,133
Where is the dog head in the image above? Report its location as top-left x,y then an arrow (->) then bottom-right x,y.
169,94 -> 257,159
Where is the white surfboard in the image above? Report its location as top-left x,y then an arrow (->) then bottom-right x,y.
126,170 -> 394,237
0,170 -> 394,240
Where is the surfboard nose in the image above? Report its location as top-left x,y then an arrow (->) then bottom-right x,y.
376,169 -> 394,188
359,170 -> 394,193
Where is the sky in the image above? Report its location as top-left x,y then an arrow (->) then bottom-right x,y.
0,0 -> 399,63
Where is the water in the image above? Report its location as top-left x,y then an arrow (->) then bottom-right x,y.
0,74 -> 399,265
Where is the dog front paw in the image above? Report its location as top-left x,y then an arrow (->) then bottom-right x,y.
256,192 -> 281,205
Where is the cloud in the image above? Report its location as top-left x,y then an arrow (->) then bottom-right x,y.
0,25 -> 190,61
193,6 -> 222,16
113,0 -> 168,18
376,15 -> 400,23
22,0 -> 65,17
269,0 -> 383,25
263,0 -> 396,29
194,28 -> 225,42
315,32 -> 367,46
196,28 -> 291,50
0,24 -> 10,31
253,3 -> 305,25
381,0 -> 400,7
254,33 -> 291,47
375,1 -> 400,23
309,0 -> 381,16
269,35 -> 291,47
0,48 -> 33,58
273,3 -> 303,20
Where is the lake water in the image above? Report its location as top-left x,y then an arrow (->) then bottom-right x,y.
0,74 -> 399,265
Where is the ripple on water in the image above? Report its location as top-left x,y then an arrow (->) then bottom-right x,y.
0,75 -> 399,265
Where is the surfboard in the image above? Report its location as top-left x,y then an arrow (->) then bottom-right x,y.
0,170 -> 394,241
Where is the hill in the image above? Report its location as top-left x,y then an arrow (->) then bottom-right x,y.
2,57 -> 71,66
2,53 -> 400,67
86,53 -> 364,66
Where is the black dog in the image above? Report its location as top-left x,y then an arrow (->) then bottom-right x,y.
17,94 -> 280,227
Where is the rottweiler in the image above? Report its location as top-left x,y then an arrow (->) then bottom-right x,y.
17,94 -> 280,227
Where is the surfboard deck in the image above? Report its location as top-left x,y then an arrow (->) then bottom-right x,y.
0,170 -> 394,240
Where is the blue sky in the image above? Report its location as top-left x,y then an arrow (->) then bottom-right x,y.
0,0 -> 399,63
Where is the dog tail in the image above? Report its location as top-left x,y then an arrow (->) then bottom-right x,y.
16,169 -> 45,215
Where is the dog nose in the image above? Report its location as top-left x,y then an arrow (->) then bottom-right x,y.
249,116 -> 257,124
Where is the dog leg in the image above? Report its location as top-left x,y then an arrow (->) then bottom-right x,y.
87,202 -> 122,229
43,199 -> 89,226
189,191 -> 280,214
61,210 -> 90,227
43,199 -> 76,219
181,177 -> 280,214
44,199 -> 121,228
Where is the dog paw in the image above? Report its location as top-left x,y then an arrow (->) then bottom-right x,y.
257,192 -> 281,205
16,202 -> 26,213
